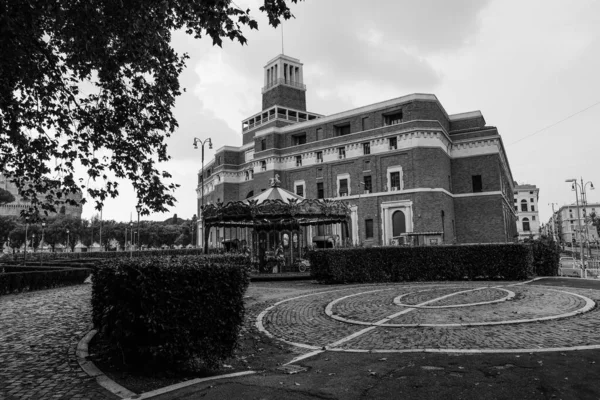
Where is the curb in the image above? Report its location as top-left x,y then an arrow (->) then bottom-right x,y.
77,329 -> 257,400
76,329 -> 137,398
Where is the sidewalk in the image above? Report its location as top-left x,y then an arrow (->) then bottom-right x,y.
0,285 -> 117,399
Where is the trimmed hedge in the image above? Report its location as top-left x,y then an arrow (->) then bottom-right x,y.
0,267 -> 90,295
5,248 -> 237,262
307,244 -> 534,284
91,255 -> 250,369
531,241 -> 560,276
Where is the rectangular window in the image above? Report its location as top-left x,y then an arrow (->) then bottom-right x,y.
531,205 -> 535,212
365,219 -> 374,239
532,216 -> 536,221
521,203 -> 528,212
339,179 -> 348,196
317,182 -> 324,199
363,176 -> 372,193
363,142 -> 370,155
472,175 -> 482,193
530,198 -> 534,202
292,134 -> 306,146
514,206 -> 518,212
361,117 -> 369,131
296,185 -> 304,197
390,172 -> 400,190
261,139 -> 266,151
388,137 -> 397,150
364,160 -> 371,171
295,155 -> 302,167
338,147 -> 346,159
335,124 -> 351,136
316,151 -> 323,163
316,168 -> 323,179
316,128 -> 323,141
384,110 -> 403,126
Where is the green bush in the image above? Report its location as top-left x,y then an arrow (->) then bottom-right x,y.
307,244 -> 533,284
531,240 -> 560,276
0,267 -> 90,295
91,255 -> 250,369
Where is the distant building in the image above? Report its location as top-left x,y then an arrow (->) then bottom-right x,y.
196,54 -> 518,248
513,183 -> 540,241
0,172 -> 83,218
555,203 -> 600,245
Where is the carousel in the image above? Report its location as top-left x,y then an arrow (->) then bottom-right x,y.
201,175 -> 351,273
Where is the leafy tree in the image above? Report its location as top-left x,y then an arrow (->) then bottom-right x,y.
1,0 -> 301,220
0,216 -> 17,251
587,212 -> 600,240
0,188 -> 15,205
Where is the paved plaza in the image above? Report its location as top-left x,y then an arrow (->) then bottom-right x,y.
258,281 -> 600,357
0,285 -> 116,400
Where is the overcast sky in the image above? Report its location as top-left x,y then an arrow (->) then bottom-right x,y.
84,0 -> 600,225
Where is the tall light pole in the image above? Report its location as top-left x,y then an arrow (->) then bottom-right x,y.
129,221 -> 133,258
549,203 -> 559,244
193,137 -> 213,254
136,205 -> 141,251
41,221 -> 46,252
579,178 -> 594,257
356,181 -> 366,245
566,179 -> 587,268
24,216 -> 29,263
66,228 -> 70,252
99,207 -> 103,252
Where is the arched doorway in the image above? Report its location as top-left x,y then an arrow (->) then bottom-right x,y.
392,210 -> 406,237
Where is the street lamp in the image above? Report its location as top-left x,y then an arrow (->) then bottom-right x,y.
193,136 -> 213,254
66,229 -> 70,252
129,221 -> 133,258
24,216 -> 29,263
41,221 -> 46,253
32,234 -> 36,253
548,203 -> 559,244
565,178 -> 595,269
136,205 -> 141,251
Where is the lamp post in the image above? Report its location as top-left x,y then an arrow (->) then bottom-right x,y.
193,136 -> 213,254
129,221 -> 133,258
578,178 -> 594,257
66,229 -> 70,253
565,179 -> 593,270
99,207 -> 103,252
32,234 -> 36,253
24,216 -> 29,264
41,221 -> 46,253
548,203 -> 559,244
356,181 -> 366,245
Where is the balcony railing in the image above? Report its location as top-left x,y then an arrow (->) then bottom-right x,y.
262,78 -> 306,93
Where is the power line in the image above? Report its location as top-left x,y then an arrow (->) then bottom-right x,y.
507,100 -> 600,146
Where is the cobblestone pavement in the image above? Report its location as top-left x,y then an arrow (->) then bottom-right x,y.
0,285 -> 117,400
260,282 -> 600,352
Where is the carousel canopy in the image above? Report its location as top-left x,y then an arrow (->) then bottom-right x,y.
201,176 -> 350,228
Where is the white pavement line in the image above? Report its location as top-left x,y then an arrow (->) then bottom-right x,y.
76,329 -> 137,399
393,288 -> 515,309
123,371 -> 257,400
284,350 -> 326,365
328,344 -> 600,354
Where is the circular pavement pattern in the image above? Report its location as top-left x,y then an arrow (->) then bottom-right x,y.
257,282 -> 600,355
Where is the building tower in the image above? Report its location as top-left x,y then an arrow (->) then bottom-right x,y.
262,54 -> 306,111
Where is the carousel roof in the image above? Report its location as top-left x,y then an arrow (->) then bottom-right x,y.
244,186 -> 304,205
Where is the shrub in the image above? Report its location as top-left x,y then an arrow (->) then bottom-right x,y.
307,244 -> 533,284
531,240 -> 560,276
0,267 -> 90,295
91,255 -> 250,369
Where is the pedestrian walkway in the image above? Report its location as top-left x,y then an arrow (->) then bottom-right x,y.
0,285 -> 117,400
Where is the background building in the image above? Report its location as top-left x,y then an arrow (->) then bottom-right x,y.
196,54 -> 518,248
555,203 -> 600,246
513,183 -> 540,241
0,172 -> 83,218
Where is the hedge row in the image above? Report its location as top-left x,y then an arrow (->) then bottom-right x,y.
3,248 -> 224,262
92,255 -> 250,369
531,241 -> 560,276
0,268 -> 90,295
307,244 -> 534,284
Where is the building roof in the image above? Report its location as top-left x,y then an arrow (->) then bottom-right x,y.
244,186 -> 304,205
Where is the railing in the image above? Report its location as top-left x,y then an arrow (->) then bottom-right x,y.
262,78 -> 306,93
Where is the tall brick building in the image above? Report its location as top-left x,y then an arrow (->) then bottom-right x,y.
196,54 -> 518,247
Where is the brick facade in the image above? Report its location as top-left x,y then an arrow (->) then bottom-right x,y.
196,55 -> 518,247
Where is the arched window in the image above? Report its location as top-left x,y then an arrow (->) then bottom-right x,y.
246,191 -> 254,199
522,217 -> 530,232
392,210 -> 406,237
520,199 -> 528,212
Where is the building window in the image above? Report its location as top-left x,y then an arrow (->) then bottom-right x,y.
532,216 -> 536,221
292,134 -> 306,146
338,147 -> 346,159
296,185 -> 304,197
529,191 -> 533,194
472,175 -> 482,193
317,182 -> 324,199
206,169 -> 211,177
244,171 -> 250,181
365,219 -> 374,239
363,142 -> 370,155
388,137 -> 397,150
363,176 -> 372,193
530,198 -> 534,202
364,160 -> 371,171
339,178 -> 348,197
335,124 -> 351,136
522,217 -> 530,232
246,191 -> 254,198
295,155 -> 302,166
316,128 -> 323,141
521,200 -> 527,212
390,172 -> 401,190
384,110 -> 403,126
514,206 -> 518,212
392,210 -> 406,237
316,168 -> 323,179
216,156 -> 221,166
362,117 -> 369,131
260,161 -> 266,171
316,151 -> 323,163
531,205 -> 535,212
261,139 -> 266,151
514,198 -> 517,203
